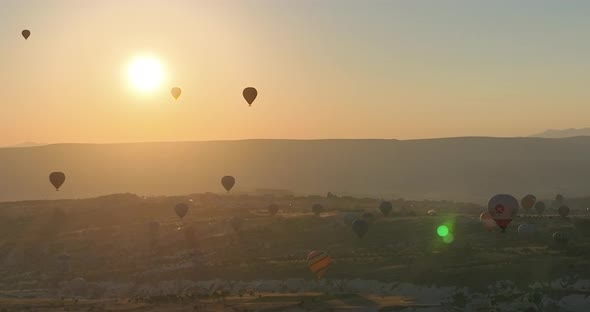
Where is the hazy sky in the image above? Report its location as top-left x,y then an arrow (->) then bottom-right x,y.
1,0 -> 589,145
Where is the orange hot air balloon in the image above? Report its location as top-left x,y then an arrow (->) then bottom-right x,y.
479,211 -> 496,231
22,30 -> 30,40
221,176 -> 235,192
307,250 -> 333,279
171,87 -> 182,99
243,87 -> 257,106
49,172 -> 66,191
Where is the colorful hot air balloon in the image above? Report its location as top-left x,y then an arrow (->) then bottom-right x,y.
553,231 -> 568,244
312,204 -> 323,216
535,201 -> 546,216
379,201 -> 393,217
306,251 -> 333,279
171,87 -> 182,99
487,194 -> 519,232
267,204 -> 279,216
521,195 -> 536,214
22,30 -> 30,40
479,211 -> 496,231
558,205 -> 570,218
49,172 -> 66,191
175,203 -> 189,219
221,176 -> 235,192
243,87 -> 257,106
352,219 -> 369,238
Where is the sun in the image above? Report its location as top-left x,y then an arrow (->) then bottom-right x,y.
127,56 -> 163,92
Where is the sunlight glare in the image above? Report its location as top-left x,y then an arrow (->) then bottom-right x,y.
127,56 -> 163,93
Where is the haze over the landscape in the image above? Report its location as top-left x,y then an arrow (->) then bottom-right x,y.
2,0 -> 590,145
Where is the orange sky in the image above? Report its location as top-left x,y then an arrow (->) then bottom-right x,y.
1,1 -> 590,145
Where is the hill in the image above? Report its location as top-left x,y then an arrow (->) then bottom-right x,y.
1,137 -> 590,202
531,128 -> 590,138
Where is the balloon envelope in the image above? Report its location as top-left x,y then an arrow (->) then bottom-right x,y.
379,201 -> 393,216
352,219 -> 369,238
49,172 -> 66,190
22,30 -> 30,40
521,195 -> 536,211
243,87 -> 258,106
558,205 -> 570,218
307,250 -> 333,279
175,203 -> 189,219
221,176 -> 235,192
171,87 -> 182,99
553,231 -> 568,244
479,211 -> 496,231
487,194 -> 519,230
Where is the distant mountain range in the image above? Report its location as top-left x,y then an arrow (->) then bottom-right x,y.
4,141 -> 46,148
530,128 -> 590,138
0,138 -> 588,203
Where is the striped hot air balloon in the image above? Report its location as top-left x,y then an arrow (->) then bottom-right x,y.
306,251 -> 333,279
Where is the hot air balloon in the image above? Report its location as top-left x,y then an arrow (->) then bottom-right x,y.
230,216 -> 243,232
243,87 -> 257,106
352,219 -> 369,238
427,209 -> 437,216
49,172 -> 66,191
312,204 -> 323,216
518,223 -> 536,237
175,203 -> 189,219
221,176 -> 235,192
22,30 -> 30,40
535,201 -> 546,217
70,277 -> 88,296
379,201 -> 393,217
267,204 -> 279,216
553,231 -> 568,244
479,211 -> 496,231
487,194 -> 519,232
306,251 -> 333,279
558,205 -> 570,218
521,195 -> 536,214
171,87 -> 182,99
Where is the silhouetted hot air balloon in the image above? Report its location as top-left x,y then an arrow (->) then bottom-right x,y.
307,251 -> 333,279
521,195 -> 536,214
221,176 -> 235,192
49,172 -> 66,191
535,201 -> 546,216
487,194 -> 519,232
479,211 -> 496,231
175,203 -> 189,219
352,219 -> 369,238
22,30 -> 30,40
267,204 -> 279,216
379,201 -> 393,217
243,87 -> 257,106
312,204 -> 323,216
558,205 -> 570,218
171,87 -> 182,99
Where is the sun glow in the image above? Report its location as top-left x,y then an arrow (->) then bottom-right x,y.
127,56 -> 163,93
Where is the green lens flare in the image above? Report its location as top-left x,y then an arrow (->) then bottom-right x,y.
437,225 -> 449,237
443,233 -> 455,244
